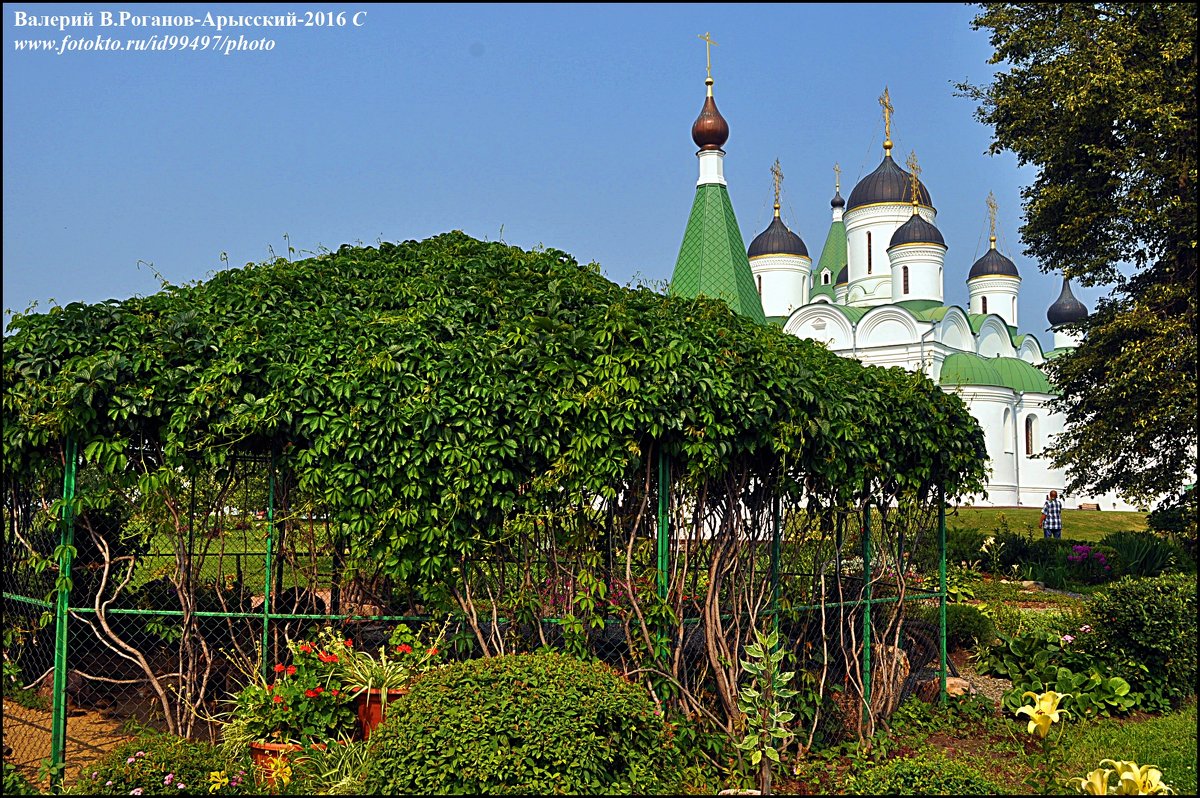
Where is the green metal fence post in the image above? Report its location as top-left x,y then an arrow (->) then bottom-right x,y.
938,485 -> 948,706
770,493 -> 781,624
50,438 -> 78,789
861,496 -> 872,727
261,455 -> 275,681
656,448 -> 669,602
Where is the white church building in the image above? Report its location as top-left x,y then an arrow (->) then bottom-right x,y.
668,72 -> 1130,510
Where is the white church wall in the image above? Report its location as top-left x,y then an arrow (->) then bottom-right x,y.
784,308 -> 854,351
976,317 -> 1016,358
751,255 -> 810,316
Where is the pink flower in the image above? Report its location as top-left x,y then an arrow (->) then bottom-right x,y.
1061,634 -> 1075,644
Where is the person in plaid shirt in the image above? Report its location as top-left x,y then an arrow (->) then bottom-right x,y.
1040,490 -> 1063,539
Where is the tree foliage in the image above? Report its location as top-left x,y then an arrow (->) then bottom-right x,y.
2,232 -> 986,584
958,3 -> 1197,502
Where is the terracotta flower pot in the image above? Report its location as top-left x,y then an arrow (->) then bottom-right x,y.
248,740 -> 325,788
354,687 -> 409,739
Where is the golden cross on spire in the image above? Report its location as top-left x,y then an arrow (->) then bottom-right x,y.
906,150 -> 921,209
698,32 -> 718,81
879,86 -> 894,153
833,162 -> 841,192
771,159 -> 783,215
986,191 -> 998,247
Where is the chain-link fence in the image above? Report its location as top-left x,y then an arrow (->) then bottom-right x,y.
3,447 -> 951,789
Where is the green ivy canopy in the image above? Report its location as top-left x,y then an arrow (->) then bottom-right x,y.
2,232 -> 986,581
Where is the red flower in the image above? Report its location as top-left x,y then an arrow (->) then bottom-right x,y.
314,686 -> 323,694
427,647 -> 438,656
272,694 -> 282,704
305,689 -> 317,698
299,643 -> 313,654
331,689 -> 339,697
266,683 -> 273,691
274,664 -> 285,673
396,644 -> 413,655
343,639 -> 353,648
286,665 -> 296,676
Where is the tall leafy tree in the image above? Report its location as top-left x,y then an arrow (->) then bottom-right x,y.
959,3 -> 1197,503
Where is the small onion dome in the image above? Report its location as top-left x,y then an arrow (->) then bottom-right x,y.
748,215 -> 808,258
846,155 -> 932,211
967,239 -> 1019,279
835,265 -> 848,285
889,212 -> 945,248
1047,277 -> 1088,326
691,78 -> 729,151
831,190 -> 846,209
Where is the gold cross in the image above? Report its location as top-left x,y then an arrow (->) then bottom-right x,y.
771,159 -> 783,211
879,86 -> 894,146
986,191 -> 998,237
698,32 -> 718,80
906,150 -> 921,205
833,162 -> 841,192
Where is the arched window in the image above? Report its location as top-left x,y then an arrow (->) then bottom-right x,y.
756,274 -> 762,296
867,232 -> 873,274
822,272 -> 830,286
1025,415 -> 1038,456
1003,408 -> 1014,453
982,296 -> 988,314
902,265 -> 910,295
1012,297 -> 1017,317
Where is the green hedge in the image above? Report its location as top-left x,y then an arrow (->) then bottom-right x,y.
1089,574 -> 1197,705
363,652 -> 681,794
844,749 -> 1003,795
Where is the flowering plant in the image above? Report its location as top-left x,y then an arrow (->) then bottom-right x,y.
1067,759 -> 1177,795
228,636 -> 357,744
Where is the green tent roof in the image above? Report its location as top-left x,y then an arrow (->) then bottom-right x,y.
670,183 -> 766,323
810,218 -> 846,301
940,352 -> 1055,394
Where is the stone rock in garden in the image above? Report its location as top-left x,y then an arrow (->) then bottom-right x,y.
912,674 -> 976,703
1020,580 -> 1045,588
870,644 -> 911,720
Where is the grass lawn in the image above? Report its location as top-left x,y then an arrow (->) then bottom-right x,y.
1059,700 -> 1197,795
948,506 -> 1147,543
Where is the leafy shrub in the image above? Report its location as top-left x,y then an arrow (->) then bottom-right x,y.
70,731 -> 251,795
945,526 -> 987,568
945,603 -> 995,650
363,652 -> 681,794
844,749 -> 1003,794
1099,531 -> 1191,577
1088,574 -> 1197,704
913,603 -> 994,651
1147,489 -> 1197,561
3,762 -> 39,796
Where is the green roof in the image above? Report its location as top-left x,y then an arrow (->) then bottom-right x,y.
810,218 -> 846,301
670,183 -> 766,323
828,305 -> 869,324
765,315 -> 789,327
940,352 -> 1055,394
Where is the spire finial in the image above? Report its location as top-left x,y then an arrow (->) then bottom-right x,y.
905,150 -> 921,213
986,191 -> 998,249
771,159 -> 783,217
879,86 -> 894,154
833,162 -> 841,193
698,32 -> 717,94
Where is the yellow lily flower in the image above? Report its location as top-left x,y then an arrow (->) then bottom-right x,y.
1015,690 -> 1070,738
1066,766 -> 1113,795
1101,760 -> 1176,795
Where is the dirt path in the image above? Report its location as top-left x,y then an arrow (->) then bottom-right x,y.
3,698 -> 133,787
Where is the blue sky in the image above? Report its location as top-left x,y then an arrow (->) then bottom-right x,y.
3,3 -> 1100,349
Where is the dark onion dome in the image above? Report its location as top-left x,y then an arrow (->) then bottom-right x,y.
835,265 -> 848,285
1047,276 -> 1088,326
748,215 -> 808,258
831,190 -> 845,209
967,238 -> 1019,279
691,78 -> 729,151
889,211 -> 945,248
846,155 -> 933,211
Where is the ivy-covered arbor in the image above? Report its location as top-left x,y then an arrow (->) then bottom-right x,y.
3,232 -> 985,752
